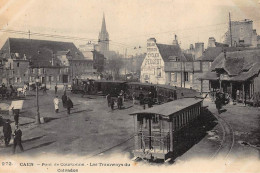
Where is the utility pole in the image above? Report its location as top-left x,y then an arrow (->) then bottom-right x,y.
125,48 -> 127,81
229,12 -> 233,47
35,67 -> 41,124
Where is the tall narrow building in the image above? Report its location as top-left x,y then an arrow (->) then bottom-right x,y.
98,13 -> 109,55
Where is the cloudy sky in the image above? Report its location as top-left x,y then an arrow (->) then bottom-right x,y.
0,0 -> 260,55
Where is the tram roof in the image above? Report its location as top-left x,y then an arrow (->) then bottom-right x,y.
94,80 -> 127,84
130,98 -> 203,117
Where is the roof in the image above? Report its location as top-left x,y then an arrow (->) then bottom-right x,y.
200,49 -> 260,81
94,80 -> 127,84
197,47 -> 257,61
156,43 -> 187,62
130,98 -> 203,117
1,38 -> 85,67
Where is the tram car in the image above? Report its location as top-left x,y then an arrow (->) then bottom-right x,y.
128,82 -> 157,100
71,78 -> 95,94
93,80 -> 128,97
130,98 -> 203,161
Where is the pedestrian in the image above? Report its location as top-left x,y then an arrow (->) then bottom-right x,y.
132,92 -> 136,105
23,84 -> 27,97
43,85 -> 47,94
215,89 -> 222,114
53,96 -> 59,113
3,119 -> 12,146
110,98 -> 114,110
236,90 -> 240,103
139,92 -> 144,105
62,92 -> 67,108
13,109 -> 20,126
120,90 -> 124,102
66,97 -> 73,114
55,84 -> 58,94
13,125 -> 24,154
106,93 -> 111,107
117,96 -> 123,110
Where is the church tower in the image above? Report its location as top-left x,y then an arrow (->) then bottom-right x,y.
98,13 -> 109,55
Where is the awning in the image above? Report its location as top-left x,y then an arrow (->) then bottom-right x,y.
198,72 -> 218,81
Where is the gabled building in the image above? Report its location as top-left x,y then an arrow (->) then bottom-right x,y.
0,38 -> 92,87
200,49 -> 260,103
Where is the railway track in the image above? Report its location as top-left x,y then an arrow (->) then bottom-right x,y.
211,112 -> 235,160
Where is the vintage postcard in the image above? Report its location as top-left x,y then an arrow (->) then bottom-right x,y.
0,0 -> 260,173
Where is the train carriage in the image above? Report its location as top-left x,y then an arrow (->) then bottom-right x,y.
130,98 -> 203,161
128,82 -> 157,100
94,80 -> 128,97
71,78 -> 95,94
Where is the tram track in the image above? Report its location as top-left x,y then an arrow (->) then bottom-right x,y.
211,112 -> 235,160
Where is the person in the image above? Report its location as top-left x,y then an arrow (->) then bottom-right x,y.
23,84 -> 27,97
66,97 -> 73,114
106,94 -> 111,107
132,92 -> 136,105
117,96 -> 123,110
55,85 -> 58,94
13,109 -> 20,126
13,125 -> 24,154
110,98 -> 114,110
139,92 -> 144,105
236,90 -> 240,103
43,85 -> 47,94
215,89 -> 222,114
120,90 -> 124,102
53,96 -> 60,113
148,92 -> 153,108
173,90 -> 177,100
3,119 -> 12,146
62,92 -> 67,108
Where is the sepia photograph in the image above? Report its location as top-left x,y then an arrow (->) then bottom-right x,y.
0,0 -> 260,172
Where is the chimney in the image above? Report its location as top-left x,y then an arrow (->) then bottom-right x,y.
208,37 -> 216,48
172,34 -> 178,46
190,44 -> 194,50
147,38 -> 156,43
194,42 -> 204,59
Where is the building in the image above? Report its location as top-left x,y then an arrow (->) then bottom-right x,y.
200,49 -> 260,104
78,42 -> 105,73
141,37 -> 193,85
0,38 -> 92,87
223,19 -> 260,47
98,14 -> 109,56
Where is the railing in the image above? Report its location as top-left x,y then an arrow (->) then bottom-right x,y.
135,132 -> 170,154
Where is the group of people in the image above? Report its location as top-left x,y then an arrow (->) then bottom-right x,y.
214,89 -> 229,114
2,117 -> 24,154
53,92 -> 74,114
106,90 -> 124,110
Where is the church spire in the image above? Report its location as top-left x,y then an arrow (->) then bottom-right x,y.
101,13 -> 107,33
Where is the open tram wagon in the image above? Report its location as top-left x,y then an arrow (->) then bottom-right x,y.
130,98 -> 203,161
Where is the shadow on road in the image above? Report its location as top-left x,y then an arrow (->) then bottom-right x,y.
25,141 -> 55,151
23,135 -> 46,143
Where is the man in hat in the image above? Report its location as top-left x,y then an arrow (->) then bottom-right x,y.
13,125 -> 24,154
62,92 -> 67,108
3,119 -> 12,146
215,89 -> 222,114
66,97 -> 73,114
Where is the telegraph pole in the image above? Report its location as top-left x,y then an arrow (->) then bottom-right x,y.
229,12 -> 233,47
125,48 -> 127,81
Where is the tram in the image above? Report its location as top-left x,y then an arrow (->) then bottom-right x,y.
93,80 -> 128,96
130,98 -> 203,161
128,82 -> 157,99
71,78 -> 95,94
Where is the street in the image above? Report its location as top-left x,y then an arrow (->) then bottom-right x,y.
0,89 -> 259,163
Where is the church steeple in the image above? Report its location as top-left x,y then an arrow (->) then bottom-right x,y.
98,13 -> 109,55
101,13 -> 107,33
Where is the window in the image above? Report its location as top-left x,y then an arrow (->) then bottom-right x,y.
157,68 -> 161,77
184,72 -> 189,81
171,72 -> 177,82
57,75 -> 60,81
17,63 -> 19,67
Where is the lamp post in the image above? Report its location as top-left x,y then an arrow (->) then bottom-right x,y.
35,76 -> 41,124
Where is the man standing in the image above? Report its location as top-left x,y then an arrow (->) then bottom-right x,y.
55,84 -> 58,95
13,109 -> 20,126
215,89 -> 222,114
66,97 -> 73,114
106,94 -> 111,107
13,125 -> 24,154
62,92 -> 67,108
3,119 -> 12,146
53,96 -> 60,113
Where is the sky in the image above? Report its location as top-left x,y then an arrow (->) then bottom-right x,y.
0,0 -> 260,55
